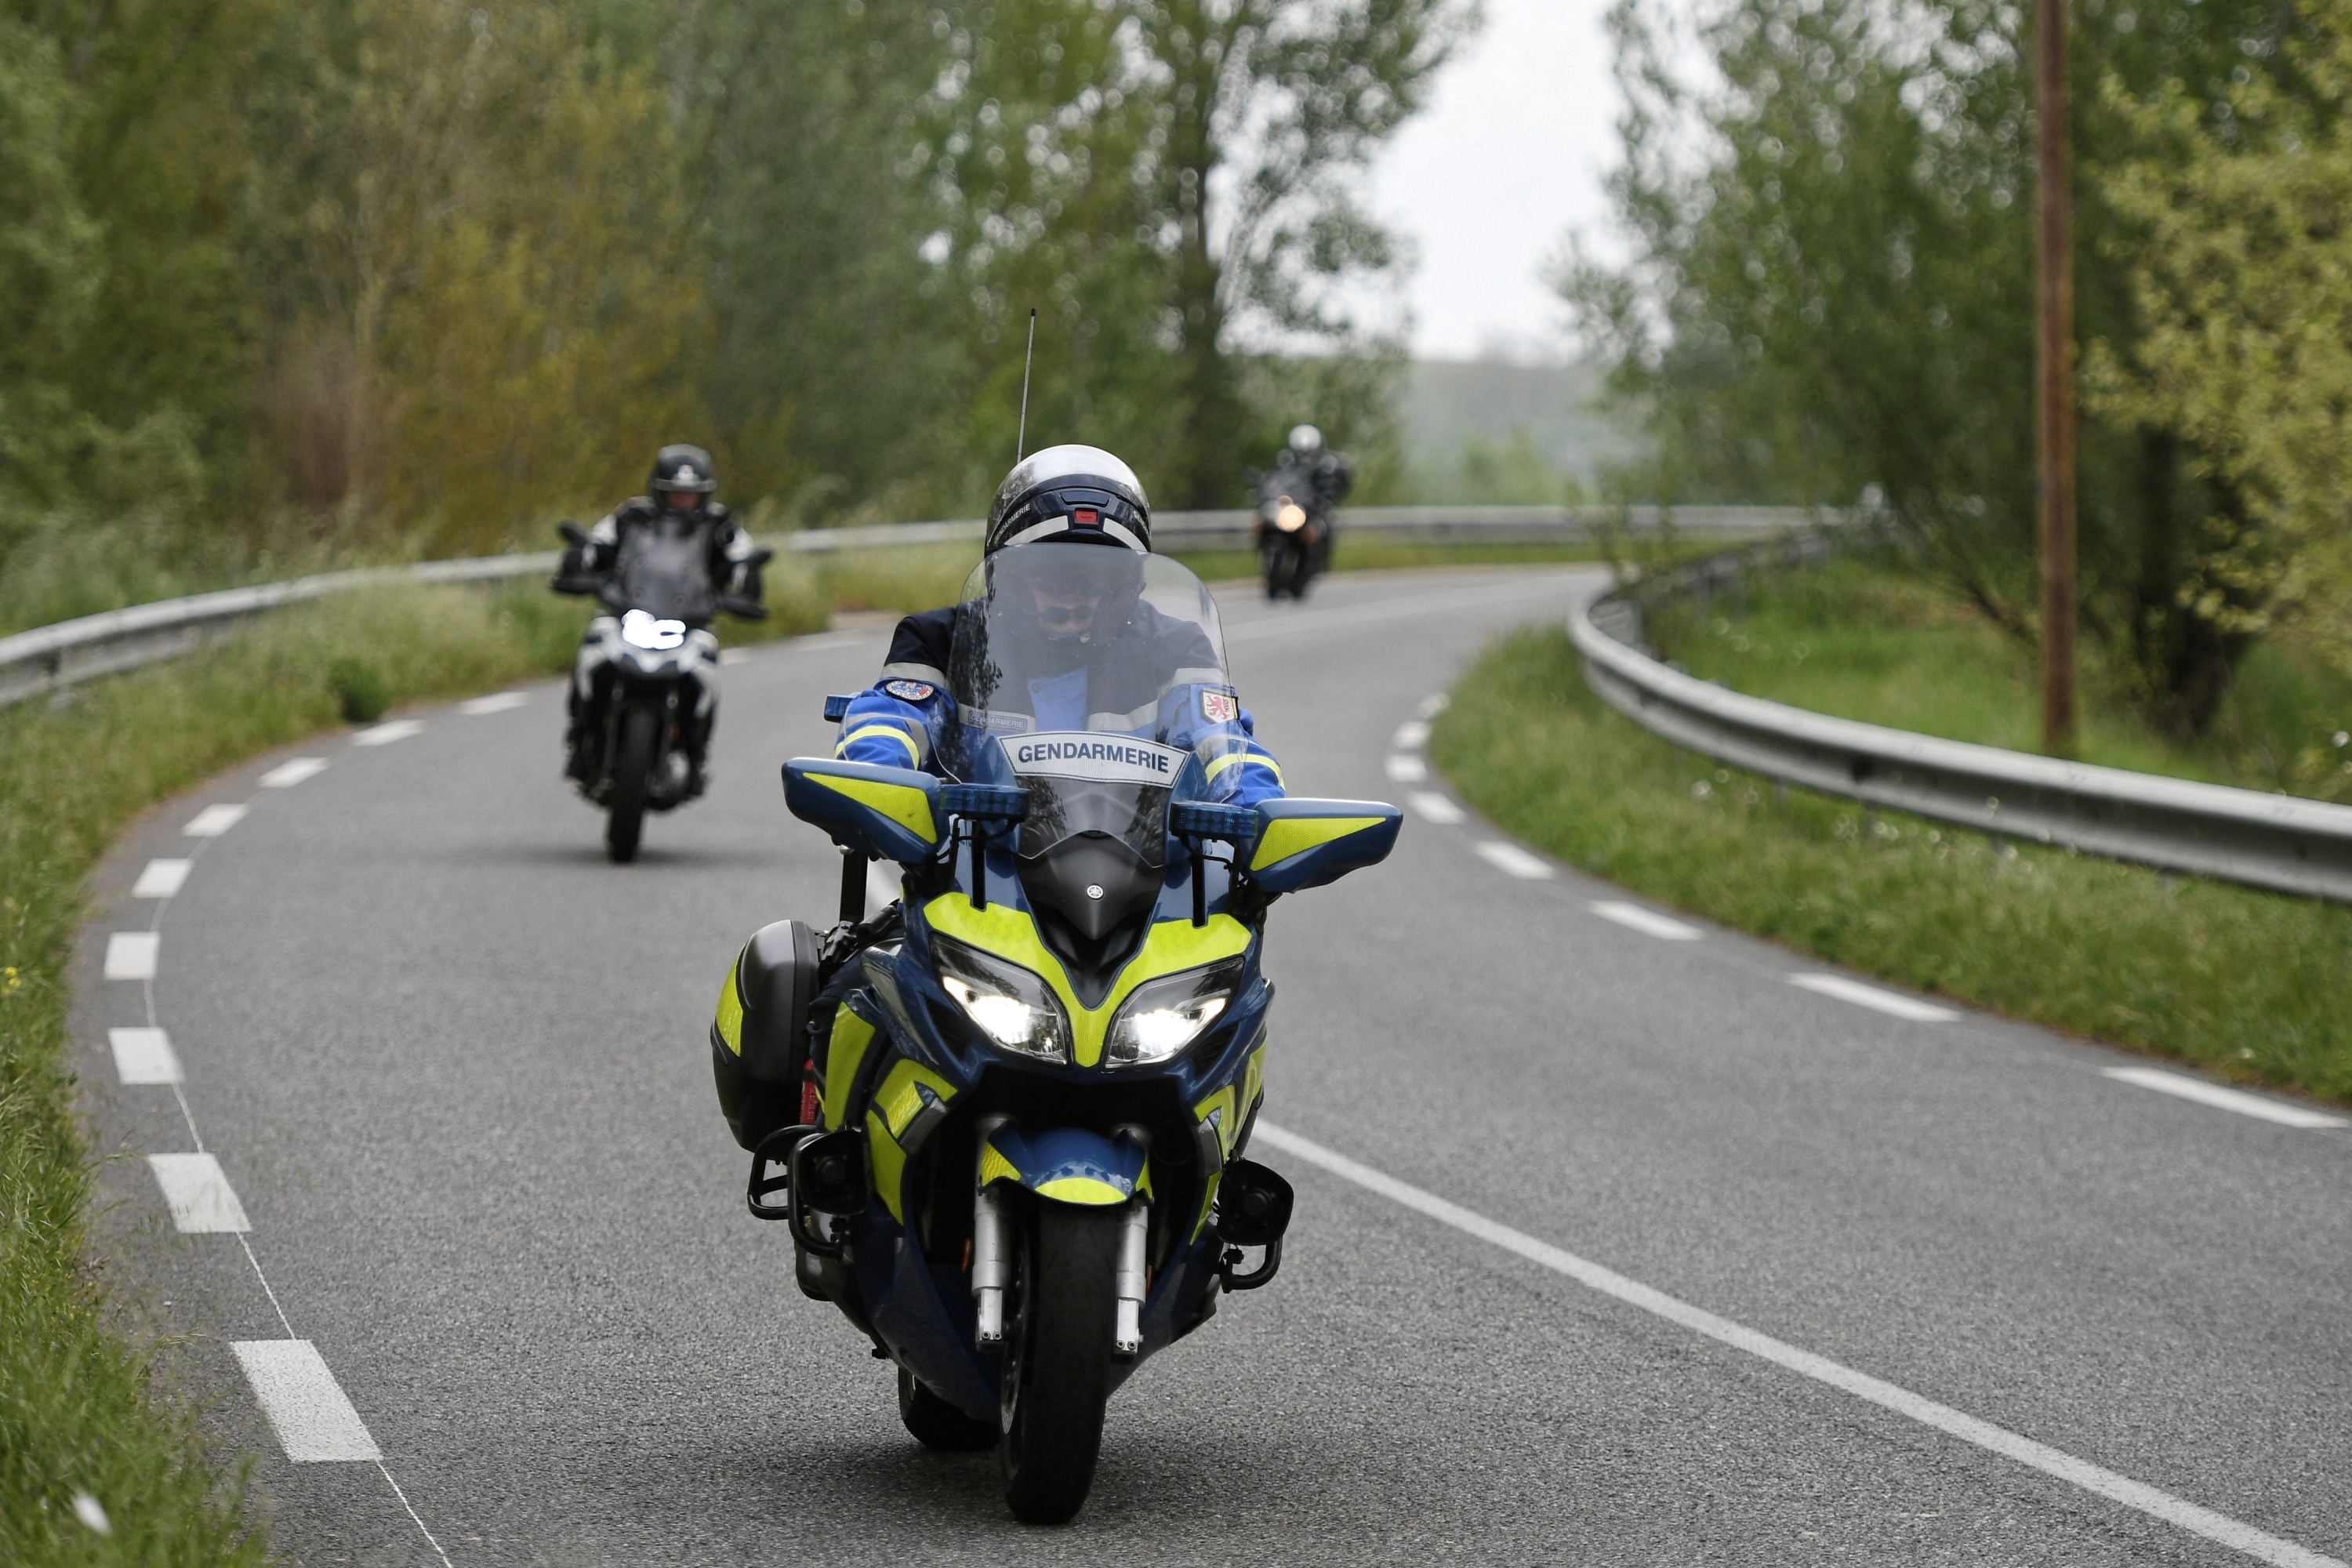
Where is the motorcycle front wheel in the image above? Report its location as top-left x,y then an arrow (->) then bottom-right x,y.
999,1201 -> 1120,1524
604,703 -> 659,863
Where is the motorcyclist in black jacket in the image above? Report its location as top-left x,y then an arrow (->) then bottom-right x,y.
557,444 -> 764,793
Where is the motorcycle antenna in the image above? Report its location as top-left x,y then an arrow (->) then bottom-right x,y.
1014,307 -> 1037,464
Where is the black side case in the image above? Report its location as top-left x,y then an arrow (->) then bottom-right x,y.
711,920 -> 820,1150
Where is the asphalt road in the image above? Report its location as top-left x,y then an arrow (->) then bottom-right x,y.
76,565 -> 2352,1566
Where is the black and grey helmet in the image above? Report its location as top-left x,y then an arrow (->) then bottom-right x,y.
649,444 -> 718,499
984,445 -> 1152,555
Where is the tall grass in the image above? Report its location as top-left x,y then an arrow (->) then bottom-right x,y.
1432,626 -> 2352,1106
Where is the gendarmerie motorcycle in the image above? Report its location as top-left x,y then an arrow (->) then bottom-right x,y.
1252,464 -> 1333,601
554,519 -> 769,862
708,546 -> 1399,1523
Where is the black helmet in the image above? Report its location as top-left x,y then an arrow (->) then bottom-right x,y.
650,445 -> 717,503
984,445 -> 1151,555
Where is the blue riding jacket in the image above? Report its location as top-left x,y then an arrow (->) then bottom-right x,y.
834,606 -> 1286,808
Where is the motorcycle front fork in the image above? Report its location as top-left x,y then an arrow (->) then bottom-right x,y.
970,1122 -> 1151,1362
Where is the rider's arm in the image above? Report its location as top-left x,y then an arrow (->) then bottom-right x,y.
1204,710 -> 1285,808
708,507 -> 762,601
583,508 -> 626,575
834,609 -> 955,771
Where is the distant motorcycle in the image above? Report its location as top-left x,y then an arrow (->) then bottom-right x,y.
1252,466 -> 1332,600
553,519 -> 769,862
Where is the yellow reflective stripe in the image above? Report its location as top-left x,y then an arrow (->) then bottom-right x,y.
811,771 -> 936,844
979,1139 -> 1022,1188
873,1058 -> 956,1139
1034,1176 -> 1133,1206
836,724 -> 922,765
1250,815 -> 1382,872
819,1009 -> 877,1131
922,900 -> 1252,1069
714,949 -> 746,1056
1204,750 -> 1283,784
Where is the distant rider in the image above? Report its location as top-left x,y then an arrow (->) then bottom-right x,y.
1276,423 -> 1351,514
561,444 -> 763,793
831,444 -> 1287,809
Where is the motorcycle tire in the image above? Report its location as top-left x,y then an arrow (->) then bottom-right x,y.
605,704 -> 659,863
1262,546 -> 1295,601
899,1367 -> 995,1451
999,1201 -> 1120,1524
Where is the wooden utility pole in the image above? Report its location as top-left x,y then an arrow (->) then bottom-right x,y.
2037,0 -> 2078,756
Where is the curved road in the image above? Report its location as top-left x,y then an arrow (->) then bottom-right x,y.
77,566 -> 2352,1565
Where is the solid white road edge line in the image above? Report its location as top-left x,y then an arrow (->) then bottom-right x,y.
1789,972 -> 1959,1022
104,932 -> 160,981
259,757 -> 329,788
230,1341 -> 381,1462
133,858 -> 192,898
2102,1067 -> 2348,1130
110,1027 -> 183,1085
1407,791 -> 1466,825
1590,900 -> 1704,942
352,719 -> 424,746
459,690 -> 530,713
183,803 -> 249,837
1252,1121 -> 2345,1568
1385,754 -> 1428,782
147,1152 -> 251,1233
1473,840 -> 1554,880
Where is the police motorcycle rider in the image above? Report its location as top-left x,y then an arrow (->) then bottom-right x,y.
793,444 -> 1287,1122
1252,423 -> 1352,598
554,444 -> 765,803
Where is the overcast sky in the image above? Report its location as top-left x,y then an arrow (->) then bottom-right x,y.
1363,0 -> 1624,363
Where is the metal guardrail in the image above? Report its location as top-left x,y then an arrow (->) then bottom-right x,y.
1573,532 -> 2352,904
0,504 -> 1809,709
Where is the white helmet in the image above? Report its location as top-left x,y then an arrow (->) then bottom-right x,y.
1287,424 -> 1323,456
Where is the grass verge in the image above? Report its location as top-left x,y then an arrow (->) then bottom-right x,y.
1432,626 -> 2352,1107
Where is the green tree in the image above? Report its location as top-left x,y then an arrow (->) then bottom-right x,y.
1567,0 -> 2299,732
2093,3 -> 2352,684
936,0 -> 1475,506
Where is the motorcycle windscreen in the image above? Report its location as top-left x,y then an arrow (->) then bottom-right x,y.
614,522 -> 718,625
944,545 -> 1236,969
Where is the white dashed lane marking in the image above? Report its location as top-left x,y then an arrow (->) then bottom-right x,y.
183,803 -> 249,837
1407,791 -> 1465,825
459,691 -> 530,714
105,932 -> 160,980
133,858 -> 191,898
1590,901 -> 1704,942
1392,719 -> 1431,750
1473,841 -> 1554,880
1789,973 -> 1959,1023
259,757 -> 329,788
231,1341 -> 382,1462
111,1027 -> 183,1084
147,1152 -> 252,1232
352,719 -> 424,747
718,648 -> 756,666
1385,754 -> 1428,782
1256,1122 -> 2348,1568
2103,1067 -> 2347,1130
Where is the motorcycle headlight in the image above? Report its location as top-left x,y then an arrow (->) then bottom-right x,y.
1275,502 -> 1307,533
933,936 -> 1071,1063
1106,958 -> 1244,1069
621,609 -> 688,651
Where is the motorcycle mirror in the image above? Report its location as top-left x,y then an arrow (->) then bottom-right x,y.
557,520 -> 589,546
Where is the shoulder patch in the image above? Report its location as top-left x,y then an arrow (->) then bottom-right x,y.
884,680 -> 938,702
1200,688 -> 1239,725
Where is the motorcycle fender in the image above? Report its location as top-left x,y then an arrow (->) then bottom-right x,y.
980,1126 -> 1151,1207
